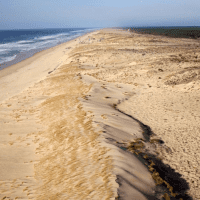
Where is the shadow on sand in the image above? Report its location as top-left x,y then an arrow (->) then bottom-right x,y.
115,108 -> 193,200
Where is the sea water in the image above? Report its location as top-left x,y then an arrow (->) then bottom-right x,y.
0,28 -> 97,69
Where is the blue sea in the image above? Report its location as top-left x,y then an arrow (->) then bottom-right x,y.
0,28 -> 97,69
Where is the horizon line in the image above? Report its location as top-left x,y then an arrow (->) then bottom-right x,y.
0,25 -> 200,31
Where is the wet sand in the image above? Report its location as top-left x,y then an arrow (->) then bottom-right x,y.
0,28 -> 199,199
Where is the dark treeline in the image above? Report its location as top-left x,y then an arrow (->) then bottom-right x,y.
123,27 -> 200,39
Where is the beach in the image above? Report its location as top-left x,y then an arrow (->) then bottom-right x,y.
0,28 -> 200,199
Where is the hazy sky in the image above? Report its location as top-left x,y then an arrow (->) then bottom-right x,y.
0,0 -> 200,29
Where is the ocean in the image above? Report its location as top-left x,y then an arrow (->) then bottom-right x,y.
0,28 -> 97,69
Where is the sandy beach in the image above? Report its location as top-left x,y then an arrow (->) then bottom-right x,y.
0,28 -> 200,199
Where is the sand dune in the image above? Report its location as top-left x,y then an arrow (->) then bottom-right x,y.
0,29 -> 199,199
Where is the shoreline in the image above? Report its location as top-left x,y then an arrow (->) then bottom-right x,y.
0,47 -> 46,70
0,29 -> 96,73
0,28 -> 199,199
0,30 -> 97,102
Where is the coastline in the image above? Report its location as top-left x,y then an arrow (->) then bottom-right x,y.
0,28 -> 97,71
0,28 -> 199,199
0,30 -> 96,78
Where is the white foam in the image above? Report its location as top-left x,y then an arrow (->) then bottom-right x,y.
0,49 -> 7,53
36,35 -> 55,40
16,40 -> 34,44
71,30 -> 85,33
0,42 -> 25,49
30,41 -> 52,49
35,33 -> 70,41
0,41 -> 38,52
0,55 -> 16,64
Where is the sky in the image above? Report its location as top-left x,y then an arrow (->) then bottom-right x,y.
0,0 -> 200,29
